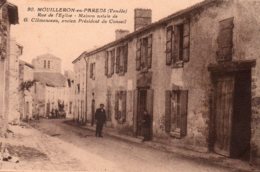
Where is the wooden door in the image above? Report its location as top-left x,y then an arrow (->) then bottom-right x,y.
214,75 -> 234,157
146,89 -> 154,138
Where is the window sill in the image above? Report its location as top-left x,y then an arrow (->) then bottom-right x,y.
172,61 -> 184,68
170,128 -> 181,139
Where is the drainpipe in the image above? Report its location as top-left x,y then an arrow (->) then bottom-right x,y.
83,54 -> 88,125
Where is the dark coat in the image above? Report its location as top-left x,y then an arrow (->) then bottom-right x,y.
95,108 -> 107,124
142,114 -> 151,128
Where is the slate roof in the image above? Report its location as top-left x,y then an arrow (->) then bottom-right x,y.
34,72 -> 66,87
20,60 -> 34,69
72,0 -> 218,63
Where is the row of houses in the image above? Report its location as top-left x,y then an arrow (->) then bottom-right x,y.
0,0 -> 74,129
72,0 -> 260,165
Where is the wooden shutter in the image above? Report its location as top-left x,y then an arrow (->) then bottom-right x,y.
114,91 -> 119,120
173,25 -> 179,63
105,51 -> 109,76
147,35 -> 153,68
136,39 -> 141,71
180,90 -> 188,137
124,44 -> 128,73
133,90 -> 138,135
111,50 -> 115,75
116,47 -> 120,73
183,21 -> 190,62
165,90 -> 171,133
217,17 -> 234,62
122,91 -> 127,122
90,63 -> 93,78
166,26 -> 173,65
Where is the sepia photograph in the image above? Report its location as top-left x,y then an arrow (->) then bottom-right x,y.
0,0 -> 260,171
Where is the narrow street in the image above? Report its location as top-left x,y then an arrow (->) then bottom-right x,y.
8,118 -> 242,172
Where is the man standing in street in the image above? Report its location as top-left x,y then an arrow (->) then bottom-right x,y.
95,104 -> 107,137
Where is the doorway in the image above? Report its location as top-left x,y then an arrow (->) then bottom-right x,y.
135,89 -> 154,137
212,70 -> 251,160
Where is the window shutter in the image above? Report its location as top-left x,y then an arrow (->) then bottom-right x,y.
111,50 -> 115,75
217,17 -> 234,62
166,26 -> 173,65
180,90 -> 188,137
173,25 -> 179,63
124,44 -> 128,73
116,47 -> 120,73
105,51 -> 109,76
147,34 -> 153,68
114,91 -> 119,120
183,21 -> 190,62
122,91 -> 127,122
90,63 -> 93,78
133,90 -> 138,135
165,90 -> 171,133
136,39 -> 141,71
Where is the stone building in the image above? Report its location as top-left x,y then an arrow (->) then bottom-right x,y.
32,53 -> 69,118
72,0 -> 260,165
19,60 -> 34,120
0,1 -> 18,136
72,54 -> 87,123
64,70 -> 75,118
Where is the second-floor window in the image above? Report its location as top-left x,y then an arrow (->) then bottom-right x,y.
136,34 -> 152,71
105,49 -> 115,77
48,60 -> 50,69
90,63 -> 95,80
77,84 -> 80,94
166,20 -> 190,67
116,44 -> 128,75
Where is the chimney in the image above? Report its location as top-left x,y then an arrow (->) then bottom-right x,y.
134,8 -> 152,31
115,29 -> 130,40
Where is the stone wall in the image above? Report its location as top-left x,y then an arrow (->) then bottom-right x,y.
0,3 -> 11,136
8,39 -> 21,123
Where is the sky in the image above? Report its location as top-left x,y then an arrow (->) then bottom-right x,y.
9,0 -> 203,72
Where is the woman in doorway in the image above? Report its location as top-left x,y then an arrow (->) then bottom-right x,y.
142,110 -> 152,142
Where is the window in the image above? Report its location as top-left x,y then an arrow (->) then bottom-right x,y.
115,44 -> 128,75
90,63 -> 95,80
136,34 -> 152,71
48,60 -> 50,68
216,17 -> 234,62
77,84 -> 80,94
115,90 -> 127,124
105,49 -> 115,77
68,79 -> 71,87
166,20 -> 190,67
44,60 -> 46,68
165,90 -> 188,138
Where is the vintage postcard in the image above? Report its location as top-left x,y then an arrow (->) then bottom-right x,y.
0,0 -> 259,171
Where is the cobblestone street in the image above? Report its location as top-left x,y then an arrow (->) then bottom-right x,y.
0,119 -> 257,172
